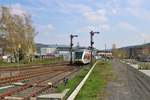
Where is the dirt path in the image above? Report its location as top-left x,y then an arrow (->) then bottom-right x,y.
105,59 -> 150,100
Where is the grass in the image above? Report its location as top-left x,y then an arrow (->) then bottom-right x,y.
0,57 -> 64,67
75,60 -> 114,100
56,64 -> 91,100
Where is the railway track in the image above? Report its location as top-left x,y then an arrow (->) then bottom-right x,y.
0,63 -> 79,99
0,71 -> 66,99
23,69 -> 79,100
0,62 -> 67,72
0,66 -> 72,85
0,62 -> 68,85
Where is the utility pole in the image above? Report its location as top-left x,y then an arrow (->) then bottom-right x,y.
90,31 -> 99,65
70,34 -> 78,65
105,44 -> 107,61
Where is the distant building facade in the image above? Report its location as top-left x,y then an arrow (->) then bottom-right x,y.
97,50 -> 112,58
119,43 -> 150,59
36,43 -> 88,58
40,47 -> 57,56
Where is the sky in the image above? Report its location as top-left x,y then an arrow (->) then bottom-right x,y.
0,0 -> 150,49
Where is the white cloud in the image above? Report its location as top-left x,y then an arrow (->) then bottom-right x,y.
127,0 -> 141,16
77,25 -> 97,33
139,32 -> 150,42
119,21 -> 137,31
100,24 -> 110,32
82,8 -> 110,32
83,9 -> 108,24
47,24 -> 55,31
119,21 -> 150,42
105,0 -> 120,15
77,24 -> 110,35
10,3 -> 28,17
36,24 -> 55,34
126,0 -> 150,20
56,2 -> 91,14
129,0 -> 142,8
111,9 -> 118,15
55,2 -> 110,32
0,3 -> 28,18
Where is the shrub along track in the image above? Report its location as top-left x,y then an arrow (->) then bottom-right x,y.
0,63 -> 80,99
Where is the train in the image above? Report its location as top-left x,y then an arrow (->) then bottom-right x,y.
74,49 -> 91,64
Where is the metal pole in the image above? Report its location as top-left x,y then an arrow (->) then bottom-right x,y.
105,44 -> 106,61
70,34 -> 78,65
90,31 -> 94,65
90,31 -> 99,65
70,35 -> 73,65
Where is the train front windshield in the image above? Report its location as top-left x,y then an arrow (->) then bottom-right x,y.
75,52 -> 83,59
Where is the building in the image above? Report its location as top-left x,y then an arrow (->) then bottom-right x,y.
36,43 -> 88,58
119,43 -> 150,59
97,50 -> 112,58
40,47 -> 57,56
36,43 -> 59,56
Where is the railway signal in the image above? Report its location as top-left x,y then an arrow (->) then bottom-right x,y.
70,34 -> 78,64
90,31 -> 99,65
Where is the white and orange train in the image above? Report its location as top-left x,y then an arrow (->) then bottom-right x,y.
74,49 -> 91,64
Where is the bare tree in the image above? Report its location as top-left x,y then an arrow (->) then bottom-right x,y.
0,6 -> 35,62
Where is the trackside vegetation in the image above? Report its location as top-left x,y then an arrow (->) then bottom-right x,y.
0,57 -> 63,67
56,65 -> 90,99
75,60 -> 114,100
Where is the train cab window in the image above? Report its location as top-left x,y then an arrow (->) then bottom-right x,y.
75,52 -> 83,59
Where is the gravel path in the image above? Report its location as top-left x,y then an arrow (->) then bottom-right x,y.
105,59 -> 150,100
